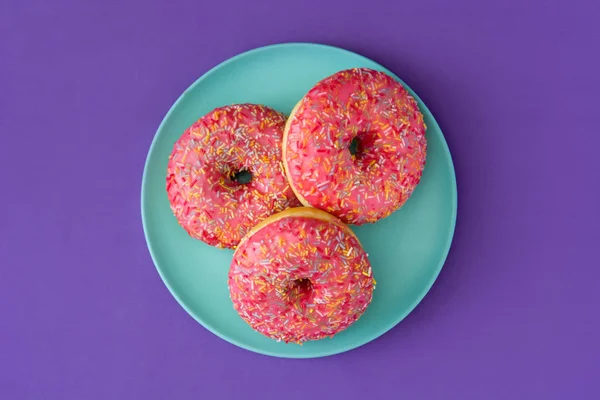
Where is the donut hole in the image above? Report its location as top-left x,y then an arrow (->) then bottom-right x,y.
350,132 -> 380,168
287,278 -> 313,306
349,136 -> 362,158
230,169 -> 252,184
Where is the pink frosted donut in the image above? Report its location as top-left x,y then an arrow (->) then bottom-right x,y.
229,207 -> 375,343
283,68 -> 427,225
167,104 -> 299,249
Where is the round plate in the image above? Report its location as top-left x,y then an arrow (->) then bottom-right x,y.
141,43 -> 457,358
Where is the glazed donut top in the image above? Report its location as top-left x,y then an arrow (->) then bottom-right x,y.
167,104 -> 299,248
229,208 -> 375,343
284,68 -> 427,224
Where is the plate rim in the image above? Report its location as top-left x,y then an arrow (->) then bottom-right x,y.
141,42 -> 458,358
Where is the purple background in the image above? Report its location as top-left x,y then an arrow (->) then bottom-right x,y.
1,0 -> 599,398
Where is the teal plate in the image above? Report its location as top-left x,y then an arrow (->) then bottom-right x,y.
141,43 -> 457,358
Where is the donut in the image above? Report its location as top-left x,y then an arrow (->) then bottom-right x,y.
166,104 -> 300,249
283,68 -> 427,225
229,207 -> 375,343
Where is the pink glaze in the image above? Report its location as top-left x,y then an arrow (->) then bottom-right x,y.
284,68 -> 427,225
229,212 -> 374,343
167,104 -> 299,249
